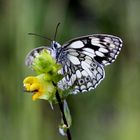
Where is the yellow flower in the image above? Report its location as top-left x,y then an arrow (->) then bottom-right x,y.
23,74 -> 56,101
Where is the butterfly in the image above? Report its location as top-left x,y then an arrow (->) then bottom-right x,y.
25,34 -> 123,94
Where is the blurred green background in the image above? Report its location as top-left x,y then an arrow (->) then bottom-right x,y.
0,0 -> 140,140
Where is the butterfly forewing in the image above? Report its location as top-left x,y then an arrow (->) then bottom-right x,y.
61,34 -> 122,65
25,47 -> 49,67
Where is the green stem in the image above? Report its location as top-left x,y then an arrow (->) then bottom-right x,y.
55,90 -> 72,140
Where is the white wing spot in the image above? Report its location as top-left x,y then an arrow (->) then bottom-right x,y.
76,70 -> 82,78
69,41 -> 84,49
82,89 -> 87,92
81,70 -> 88,77
110,44 -> 115,48
87,82 -> 92,88
67,54 -> 80,65
95,51 -> 105,57
73,89 -> 79,94
68,79 -> 72,86
83,48 -> 95,55
102,60 -> 108,65
89,87 -> 94,91
110,53 -> 115,57
103,37 -> 111,42
81,85 -> 86,90
82,51 -> 95,58
66,75 -> 69,80
114,41 -> 120,46
90,37 -> 100,43
34,51 -> 39,57
97,73 -> 102,81
68,49 -> 79,56
112,49 -> 118,53
85,58 -> 92,65
93,79 -> 97,85
85,56 -> 92,60
81,61 -> 91,68
97,66 -> 103,74
69,51 -> 79,56
98,48 -> 109,53
71,74 -> 76,84
81,61 -> 93,77
64,65 -> 68,73
90,39 -> 105,48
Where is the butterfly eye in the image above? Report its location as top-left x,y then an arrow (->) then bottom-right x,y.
54,43 -> 57,48
52,41 -> 61,49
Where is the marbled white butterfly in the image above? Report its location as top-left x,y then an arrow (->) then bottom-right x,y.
26,34 -> 123,94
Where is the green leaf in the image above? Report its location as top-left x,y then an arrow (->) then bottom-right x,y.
63,100 -> 72,127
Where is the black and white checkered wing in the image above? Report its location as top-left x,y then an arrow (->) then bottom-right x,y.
25,47 -> 48,67
57,34 -> 122,94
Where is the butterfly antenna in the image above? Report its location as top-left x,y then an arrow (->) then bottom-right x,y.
28,33 -> 52,42
54,22 -> 60,41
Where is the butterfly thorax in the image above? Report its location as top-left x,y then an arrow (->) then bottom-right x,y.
50,41 -> 61,59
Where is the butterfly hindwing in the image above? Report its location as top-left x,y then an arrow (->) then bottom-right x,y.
57,52 -> 105,94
